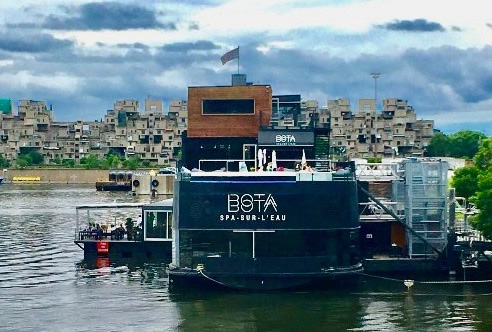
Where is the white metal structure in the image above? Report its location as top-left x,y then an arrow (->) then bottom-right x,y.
355,163 -> 401,181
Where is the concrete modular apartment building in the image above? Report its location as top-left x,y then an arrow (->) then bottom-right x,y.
328,98 -> 434,158
0,95 -> 434,164
0,99 -> 188,165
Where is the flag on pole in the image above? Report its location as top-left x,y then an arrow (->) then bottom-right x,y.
221,47 -> 239,65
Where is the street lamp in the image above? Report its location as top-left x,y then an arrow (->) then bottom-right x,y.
370,73 -> 381,158
370,73 -> 380,110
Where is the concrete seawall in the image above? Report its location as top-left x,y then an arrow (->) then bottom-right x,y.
3,169 -> 110,184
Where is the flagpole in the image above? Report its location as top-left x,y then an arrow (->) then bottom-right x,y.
237,45 -> 240,74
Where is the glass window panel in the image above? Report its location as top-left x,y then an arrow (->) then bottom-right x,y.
146,211 -> 168,239
202,99 -> 254,115
167,212 -> 172,239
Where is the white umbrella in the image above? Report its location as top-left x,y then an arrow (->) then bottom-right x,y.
257,148 -> 263,169
272,150 -> 277,170
301,149 -> 306,166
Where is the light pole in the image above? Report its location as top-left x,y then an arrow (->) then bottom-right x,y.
370,73 -> 380,158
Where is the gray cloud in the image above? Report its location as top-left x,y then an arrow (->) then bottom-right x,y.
2,33 -> 492,135
379,19 -> 445,32
43,2 -> 174,31
5,22 -> 37,29
116,42 -> 150,50
451,26 -> 462,32
0,31 -> 73,53
487,23 -> 492,29
188,22 -> 199,30
161,40 -> 221,53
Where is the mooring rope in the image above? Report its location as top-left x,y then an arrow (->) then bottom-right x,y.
195,267 -> 492,290
359,272 -> 492,285
196,264 -> 240,289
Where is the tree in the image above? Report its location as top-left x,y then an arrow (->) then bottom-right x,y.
466,138 -> 492,239
451,166 -> 480,199
17,150 -> 44,167
103,154 -> 120,169
122,157 -> 140,170
474,138 -> 492,170
17,154 -> 33,168
474,169 -> 492,239
17,151 -> 44,166
448,130 -> 487,159
0,154 -> 9,168
52,157 -> 62,165
426,130 -> 487,158
29,151 -> 44,165
84,155 -> 101,169
62,159 -> 75,168
426,132 -> 450,157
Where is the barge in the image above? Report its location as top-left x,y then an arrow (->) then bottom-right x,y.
95,171 -> 132,191
74,200 -> 173,259
168,164 -> 363,290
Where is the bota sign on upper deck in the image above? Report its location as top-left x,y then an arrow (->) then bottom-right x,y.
258,130 -> 314,146
275,134 -> 296,145
220,193 -> 286,222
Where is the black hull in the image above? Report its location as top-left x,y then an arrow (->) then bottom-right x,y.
169,264 -> 363,291
77,241 -> 172,260
95,182 -> 132,191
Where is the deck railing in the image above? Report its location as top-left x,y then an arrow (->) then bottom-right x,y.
198,158 -> 334,172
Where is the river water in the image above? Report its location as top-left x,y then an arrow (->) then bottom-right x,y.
0,184 -> 491,331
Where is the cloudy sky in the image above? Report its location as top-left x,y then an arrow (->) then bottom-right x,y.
0,0 -> 491,133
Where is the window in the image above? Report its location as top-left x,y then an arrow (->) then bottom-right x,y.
145,211 -> 172,240
202,99 -> 255,115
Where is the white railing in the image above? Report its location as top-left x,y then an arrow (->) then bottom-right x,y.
198,159 -> 334,172
355,163 -> 401,181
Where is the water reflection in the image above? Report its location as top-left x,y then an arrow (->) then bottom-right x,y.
0,184 -> 491,331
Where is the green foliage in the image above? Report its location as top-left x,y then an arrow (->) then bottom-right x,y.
451,166 -> 480,199
448,130 -> 487,159
17,151 -> 44,167
426,130 -> 486,158
62,159 -> 75,168
426,132 -> 450,157
175,147 -> 182,159
0,154 -> 9,168
474,169 -> 492,238
474,138 -> 492,170
141,160 -> 151,167
83,154 -> 101,169
51,157 -> 62,165
17,155 -> 33,167
454,138 -> 492,239
367,157 -> 382,163
122,156 -> 140,170
103,154 -> 120,169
